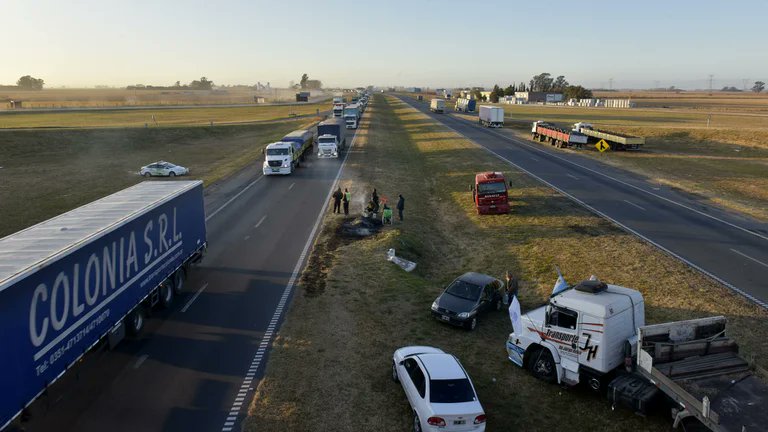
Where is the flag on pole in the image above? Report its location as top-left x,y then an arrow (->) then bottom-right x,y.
509,294 -> 522,336
552,266 -> 568,295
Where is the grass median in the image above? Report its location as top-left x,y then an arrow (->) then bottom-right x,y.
0,119 -> 314,237
245,95 -> 767,432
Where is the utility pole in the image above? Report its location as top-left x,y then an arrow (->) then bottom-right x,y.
609,78 -> 614,91
708,74 -> 714,95
743,78 -> 750,91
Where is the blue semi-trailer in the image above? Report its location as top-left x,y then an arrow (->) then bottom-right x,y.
0,181 -> 207,430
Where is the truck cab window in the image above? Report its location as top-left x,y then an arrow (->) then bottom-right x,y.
547,306 -> 578,330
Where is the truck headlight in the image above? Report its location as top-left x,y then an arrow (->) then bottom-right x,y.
282,159 -> 290,168
458,312 -> 471,319
431,301 -> 438,311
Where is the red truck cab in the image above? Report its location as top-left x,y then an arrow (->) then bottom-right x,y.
472,171 -> 511,214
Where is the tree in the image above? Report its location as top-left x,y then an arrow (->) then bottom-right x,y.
721,86 -> 741,92
17,75 -> 44,90
174,81 -> 181,88
505,84 -> 516,95
530,73 -> 554,92
490,84 -> 502,103
563,85 -> 593,100
189,77 -> 213,90
552,75 -> 569,92
300,73 -> 309,89
518,82 -> 527,92
753,81 -> 765,93
472,89 -> 485,101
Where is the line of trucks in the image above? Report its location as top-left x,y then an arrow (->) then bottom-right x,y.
0,182 -> 208,430
430,98 -> 504,128
506,278 -> 768,431
532,121 -> 645,150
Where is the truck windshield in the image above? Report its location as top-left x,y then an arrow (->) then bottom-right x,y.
319,137 -> 335,144
266,148 -> 289,155
344,110 -> 356,116
445,280 -> 481,301
430,379 -> 475,403
477,181 -> 506,195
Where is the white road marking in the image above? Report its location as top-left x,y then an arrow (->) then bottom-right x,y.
623,200 -> 646,211
244,235 -> 250,241
180,283 -> 208,313
220,107 -> 365,431
530,156 -> 539,161
133,354 -> 149,369
405,97 -> 768,310
566,173 -> 579,180
288,182 -> 295,190
254,215 -> 267,229
730,249 -> 768,269
206,176 -> 264,222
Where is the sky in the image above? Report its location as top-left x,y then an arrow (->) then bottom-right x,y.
2,0 -> 767,90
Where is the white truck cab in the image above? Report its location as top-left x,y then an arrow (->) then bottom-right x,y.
263,142 -> 296,175
506,279 -> 644,390
317,134 -> 340,158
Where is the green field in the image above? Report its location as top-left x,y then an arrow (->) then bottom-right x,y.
0,103 -> 327,129
0,120 -> 313,238
245,95 -> 768,432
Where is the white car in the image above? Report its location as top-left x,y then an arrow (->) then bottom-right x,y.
139,161 -> 189,177
392,346 -> 486,432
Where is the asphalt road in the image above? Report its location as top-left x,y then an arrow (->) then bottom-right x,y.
16,123 -> 357,431
400,96 -> 768,308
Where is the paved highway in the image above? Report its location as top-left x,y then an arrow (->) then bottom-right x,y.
399,96 -> 768,308
17,123 -> 357,431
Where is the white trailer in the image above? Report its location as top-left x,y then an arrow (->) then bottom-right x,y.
478,106 -> 504,128
430,98 -> 445,113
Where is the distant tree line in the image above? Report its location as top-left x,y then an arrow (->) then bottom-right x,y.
127,77 -> 214,91
0,75 -> 46,90
297,73 -> 322,90
482,73 -> 593,103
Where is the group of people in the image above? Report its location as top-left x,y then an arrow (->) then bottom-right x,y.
332,187 -> 405,222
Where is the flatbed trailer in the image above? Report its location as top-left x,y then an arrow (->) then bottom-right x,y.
531,121 -> 588,149
637,316 -> 768,431
573,122 -> 645,150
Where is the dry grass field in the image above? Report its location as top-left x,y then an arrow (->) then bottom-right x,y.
244,95 -> 768,432
0,103 -> 328,129
0,119 -> 316,238
0,87 -> 310,109
594,90 -> 768,112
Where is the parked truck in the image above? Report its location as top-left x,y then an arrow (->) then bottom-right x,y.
430,98 -> 446,113
455,98 -> 476,113
263,129 -> 314,175
531,121 -> 589,149
478,106 -> 504,128
333,96 -> 343,104
471,171 -> 511,214
573,122 -> 645,150
333,103 -> 345,117
0,181 -> 206,430
505,279 -> 768,431
344,104 -> 361,129
295,91 -> 310,102
317,118 -> 346,158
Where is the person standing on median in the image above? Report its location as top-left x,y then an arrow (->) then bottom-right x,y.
396,194 -> 405,221
343,188 -> 351,215
332,187 -> 343,214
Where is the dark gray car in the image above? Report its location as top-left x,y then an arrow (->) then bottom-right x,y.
430,272 -> 504,330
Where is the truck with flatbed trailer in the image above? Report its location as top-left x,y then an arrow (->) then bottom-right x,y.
573,122 -> 645,150
505,279 -> 767,431
430,98 -> 445,113
478,106 -> 504,128
531,121 -> 588,149
455,98 -> 476,113
317,118 -> 346,158
0,181 -> 207,430
263,129 -> 314,175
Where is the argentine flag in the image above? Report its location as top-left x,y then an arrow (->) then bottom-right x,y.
552,267 -> 568,295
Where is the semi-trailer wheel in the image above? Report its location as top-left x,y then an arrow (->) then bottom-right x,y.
127,307 -> 146,336
159,279 -> 174,308
172,267 -> 187,294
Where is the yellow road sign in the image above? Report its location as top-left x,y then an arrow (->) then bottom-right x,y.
596,139 -> 610,152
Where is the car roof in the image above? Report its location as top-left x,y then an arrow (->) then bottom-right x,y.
456,272 -> 498,286
416,353 -> 467,380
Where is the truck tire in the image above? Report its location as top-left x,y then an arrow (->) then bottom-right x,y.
529,348 -> 557,383
127,307 -> 145,336
173,268 -> 187,295
159,280 -> 174,308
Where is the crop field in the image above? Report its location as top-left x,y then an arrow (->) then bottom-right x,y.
0,87 -> 309,109
244,95 -> 768,432
0,103 -> 328,129
593,90 -> 768,113
0,119 -> 315,238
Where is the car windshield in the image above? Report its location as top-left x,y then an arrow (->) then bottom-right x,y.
266,148 -> 289,155
445,280 -> 481,301
477,181 -> 506,195
430,379 -> 475,403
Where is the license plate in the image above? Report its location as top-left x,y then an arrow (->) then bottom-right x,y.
453,420 -> 466,425
271,168 -> 279,172
490,205 -> 496,208
441,315 -> 450,321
